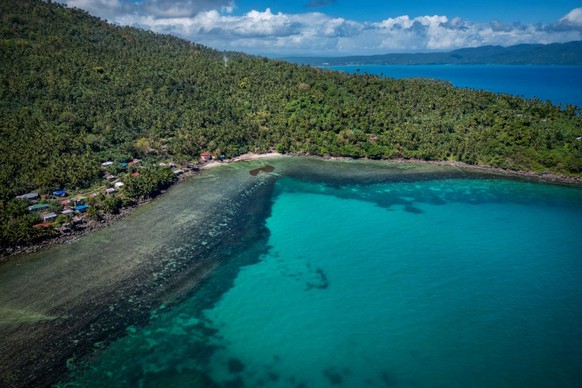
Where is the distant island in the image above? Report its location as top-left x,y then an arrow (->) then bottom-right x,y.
283,41 -> 582,66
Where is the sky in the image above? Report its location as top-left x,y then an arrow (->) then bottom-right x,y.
56,0 -> 582,56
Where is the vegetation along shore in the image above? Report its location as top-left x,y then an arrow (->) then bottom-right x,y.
1,0 -> 581,258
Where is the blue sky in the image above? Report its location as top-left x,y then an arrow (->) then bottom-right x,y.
235,0 -> 579,24
58,1 -> 582,56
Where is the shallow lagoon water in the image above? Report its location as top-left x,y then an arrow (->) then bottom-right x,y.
1,158 -> 581,387
53,158 -> 582,388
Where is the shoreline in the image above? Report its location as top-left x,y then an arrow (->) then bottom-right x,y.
1,153 -> 580,263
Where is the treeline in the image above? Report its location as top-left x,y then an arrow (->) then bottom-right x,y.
1,0 -> 581,249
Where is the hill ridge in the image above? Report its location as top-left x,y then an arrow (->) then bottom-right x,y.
283,41 -> 582,66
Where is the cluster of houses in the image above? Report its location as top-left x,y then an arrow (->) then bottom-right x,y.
16,153 -> 214,230
17,189 -> 90,229
101,158 -> 142,183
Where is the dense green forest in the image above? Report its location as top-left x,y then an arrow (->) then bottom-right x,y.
284,41 -> 582,66
1,0 -> 581,250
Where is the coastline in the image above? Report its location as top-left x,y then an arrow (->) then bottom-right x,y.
1,152 -> 580,264
0,152 -> 283,264
0,163 -> 280,387
1,153 -> 581,387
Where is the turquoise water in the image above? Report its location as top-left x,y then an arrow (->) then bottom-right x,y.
328,65 -> 582,108
62,170 -> 582,387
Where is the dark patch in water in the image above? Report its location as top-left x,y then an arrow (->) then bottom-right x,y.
323,367 -> 344,385
268,372 -> 280,381
403,205 -> 423,214
223,376 -> 245,388
380,370 -> 398,386
228,358 -> 245,374
250,165 -> 275,176
306,267 -> 329,290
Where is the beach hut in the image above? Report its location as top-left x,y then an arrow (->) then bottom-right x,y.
17,192 -> 39,200
33,222 -> 53,229
41,212 -> 58,222
200,152 -> 212,161
73,196 -> 86,206
28,203 -> 50,212
74,204 -> 89,213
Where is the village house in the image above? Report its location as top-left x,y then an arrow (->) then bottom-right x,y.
33,222 -> 53,229
17,192 -> 39,200
73,196 -> 86,206
52,189 -> 67,197
28,203 -> 50,212
41,212 -> 58,222
200,152 -> 212,162
74,204 -> 89,213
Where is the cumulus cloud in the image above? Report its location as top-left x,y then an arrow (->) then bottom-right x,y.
559,8 -> 582,27
55,2 -> 582,56
62,0 -> 128,20
143,0 -> 235,18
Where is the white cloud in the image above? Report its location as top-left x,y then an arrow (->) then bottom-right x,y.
63,0 -> 127,20
559,8 -> 582,27
55,2 -> 582,56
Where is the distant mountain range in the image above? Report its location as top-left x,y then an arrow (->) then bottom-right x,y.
283,41 -> 582,66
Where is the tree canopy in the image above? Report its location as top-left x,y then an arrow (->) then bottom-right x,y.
1,0 -> 581,249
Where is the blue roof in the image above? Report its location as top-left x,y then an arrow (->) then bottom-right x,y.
53,189 -> 66,196
74,205 -> 90,212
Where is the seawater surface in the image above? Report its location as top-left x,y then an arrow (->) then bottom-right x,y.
57,158 -> 582,388
328,65 -> 582,108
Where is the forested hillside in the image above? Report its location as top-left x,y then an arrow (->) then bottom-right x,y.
1,0 -> 581,249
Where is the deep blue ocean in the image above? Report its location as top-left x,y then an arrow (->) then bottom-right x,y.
328,65 -> 582,108
57,159 -> 582,388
